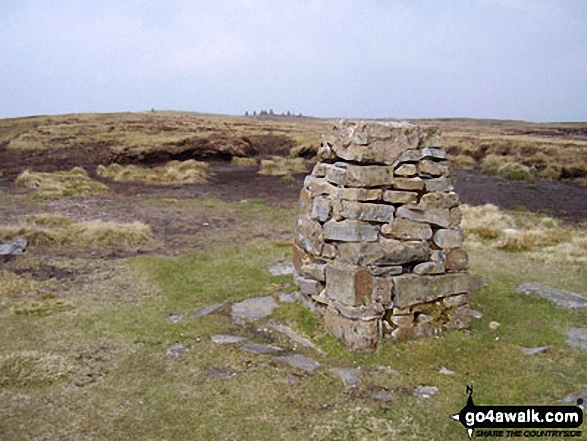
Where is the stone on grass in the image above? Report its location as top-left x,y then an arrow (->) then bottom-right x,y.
414,385 -> 439,399
371,390 -> 395,402
268,321 -> 324,354
209,366 -> 236,379
567,328 -> 587,352
190,303 -> 225,318
515,283 -> 587,309
273,354 -> 320,373
438,366 -> 455,375
376,365 -> 401,376
470,309 -> 484,319
329,368 -> 362,389
279,293 -> 295,303
521,346 -> 549,355
231,296 -> 278,321
242,343 -> 284,355
166,345 -> 189,358
268,261 -> 295,276
559,389 -> 587,404
211,335 -> 247,345
0,236 -> 27,261
168,314 -> 183,324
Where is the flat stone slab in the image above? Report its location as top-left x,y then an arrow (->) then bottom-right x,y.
515,283 -> 587,309
279,293 -> 295,303
371,390 -> 395,401
567,328 -> 587,352
166,345 -> 189,358
211,335 -> 247,345
242,343 -> 284,355
268,261 -> 295,276
231,296 -> 278,321
190,303 -> 225,318
273,354 -> 320,373
329,368 -> 362,388
168,314 -> 183,323
268,321 -> 324,354
521,346 -> 549,355
414,385 -> 439,399
0,237 -> 27,259
438,366 -> 455,376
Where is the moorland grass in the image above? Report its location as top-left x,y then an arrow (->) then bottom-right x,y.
97,160 -> 210,185
14,168 -> 108,198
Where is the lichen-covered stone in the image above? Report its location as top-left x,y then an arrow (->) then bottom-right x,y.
382,190 -> 418,204
396,206 -> 450,228
325,261 -> 373,306
424,177 -> 454,192
394,163 -> 417,177
343,165 -> 394,187
339,200 -> 394,222
323,307 -> 379,352
393,273 -> 470,308
432,229 -> 464,249
338,242 -> 386,265
311,197 -> 332,222
337,187 -> 382,201
393,177 -> 424,191
381,218 -> 432,240
418,159 -> 450,177
445,249 -> 469,271
323,219 -> 379,242
379,237 -> 430,265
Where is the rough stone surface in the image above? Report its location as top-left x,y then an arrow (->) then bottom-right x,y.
559,389 -> 587,404
166,345 -> 189,358
521,346 -> 549,355
414,385 -> 439,399
231,296 -> 279,321
515,283 -> 587,309
438,366 -> 455,375
273,354 -> 320,373
242,343 -> 284,355
211,335 -> 247,345
371,390 -> 395,401
330,368 -> 362,388
268,321 -> 324,354
294,121 -> 469,351
190,303 -> 225,318
0,236 -> 27,261
323,219 -> 379,242
567,328 -> 587,352
279,292 -> 295,303
393,274 -> 470,308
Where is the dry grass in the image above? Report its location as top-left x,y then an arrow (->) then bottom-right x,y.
258,156 -> 309,176
97,160 -> 210,185
0,351 -> 72,387
0,214 -> 153,249
462,204 -> 586,264
14,168 -> 108,198
231,157 -> 258,166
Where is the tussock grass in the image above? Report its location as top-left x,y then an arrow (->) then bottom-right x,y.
15,168 -> 108,198
97,160 -> 210,185
8,133 -> 45,150
0,351 -> 72,387
462,204 -> 585,264
258,156 -> 308,176
0,270 -> 45,298
230,157 -> 258,166
0,216 -> 153,249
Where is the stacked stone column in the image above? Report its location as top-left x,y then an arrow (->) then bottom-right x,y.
293,120 -> 470,352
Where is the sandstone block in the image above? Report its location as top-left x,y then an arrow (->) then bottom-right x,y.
418,159 -> 450,177
443,293 -> 469,307
382,190 -> 418,204
339,200 -> 394,223
433,229 -> 463,249
413,261 -> 445,275
292,245 -> 311,273
301,262 -> 327,281
311,197 -> 332,223
393,177 -> 424,191
393,273 -> 470,308
311,163 -> 327,177
381,218 -> 432,240
420,192 -> 459,209
396,206 -> 450,228
379,237 -> 430,265
449,206 -> 463,227
323,307 -> 379,352
304,176 -> 337,196
445,249 -> 469,271
296,217 -> 324,255
324,164 -> 347,186
369,265 -> 403,277
421,147 -> 447,160
323,219 -> 379,242
338,242 -> 386,265
344,165 -> 394,187
424,177 -> 454,192
394,163 -> 417,177
337,187 -> 382,201
325,262 -> 373,306
294,272 -> 325,297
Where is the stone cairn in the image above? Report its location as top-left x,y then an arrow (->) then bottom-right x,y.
293,120 -> 470,352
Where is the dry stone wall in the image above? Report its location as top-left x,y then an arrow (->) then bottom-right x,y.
293,120 -> 471,352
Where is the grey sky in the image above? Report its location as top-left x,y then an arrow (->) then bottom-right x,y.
1,0 -> 586,121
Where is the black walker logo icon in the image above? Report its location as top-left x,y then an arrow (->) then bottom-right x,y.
450,386 -> 583,439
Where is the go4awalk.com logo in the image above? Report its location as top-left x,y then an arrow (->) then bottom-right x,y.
450,386 -> 584,439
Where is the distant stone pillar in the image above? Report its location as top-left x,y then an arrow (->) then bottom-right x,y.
293,120 -> 470,352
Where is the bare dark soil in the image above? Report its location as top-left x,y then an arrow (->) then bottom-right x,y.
1,141 -> 585,222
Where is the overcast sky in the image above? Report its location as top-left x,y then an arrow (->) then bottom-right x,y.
1,0 -> 586,121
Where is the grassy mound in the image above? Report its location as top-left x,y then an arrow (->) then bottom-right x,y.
0,214 -> 153,249
258,156 -> 308,176
462,204 -> 586,263
14,168 -> 108,198
97,160 -> 210,185
231,157 -> 258,166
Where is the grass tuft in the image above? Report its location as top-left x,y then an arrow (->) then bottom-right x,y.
231,157 -> 257,166
258,156 -> 308,176
97,160 -> 210,185
0,351 -> 72,387
15,168 -> 108,198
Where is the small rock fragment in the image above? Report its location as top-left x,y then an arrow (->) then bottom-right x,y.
414,385 -> 439,399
